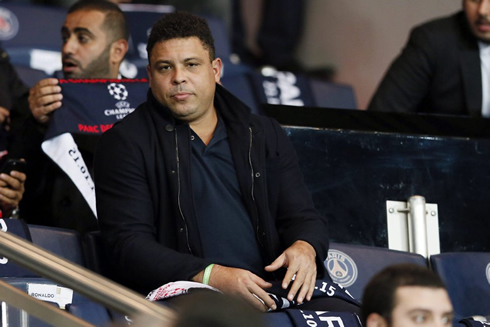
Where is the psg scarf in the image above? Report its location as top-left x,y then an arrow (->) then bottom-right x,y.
147,278 -> 362,327
41,78 -> 148,217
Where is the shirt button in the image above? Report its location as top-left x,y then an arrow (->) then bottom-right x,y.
171,170 -> 176,174
179,228 -> 184,233
165,124 -> 174,132
191,135 -> 195,141
255,172 -> 261,178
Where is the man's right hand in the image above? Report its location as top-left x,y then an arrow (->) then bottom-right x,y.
192,265 -> 277,312
28,78 -> 63,124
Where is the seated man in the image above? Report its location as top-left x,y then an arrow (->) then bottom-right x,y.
95,11 -> 357,313
362,263 -> 453,327
16,0 -> 129,232
368,0 -> 490,117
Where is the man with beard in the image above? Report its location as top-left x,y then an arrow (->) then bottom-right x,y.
17,0 -> 128,232
368,0 -> 490,117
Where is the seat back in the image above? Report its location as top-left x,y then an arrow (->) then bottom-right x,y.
0,219 -> 37,277
28,224 -> 85,267
309,79 -> 357,109
326,243 -> 427,301
430,252 -> 490,319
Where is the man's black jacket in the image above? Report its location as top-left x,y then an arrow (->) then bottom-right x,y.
95,84 -> 330,294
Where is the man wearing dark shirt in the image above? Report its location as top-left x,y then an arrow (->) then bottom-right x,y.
95,11 -> 358,313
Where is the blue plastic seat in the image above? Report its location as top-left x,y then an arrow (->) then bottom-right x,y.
430,252 -> 490,319
326,242 -> 427,301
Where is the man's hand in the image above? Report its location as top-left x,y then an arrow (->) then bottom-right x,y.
192,265 -> 277,312
28,78 -> 63,124
0,107 -> 10,131
265,240 -> 317,304
0,169 -> 26,215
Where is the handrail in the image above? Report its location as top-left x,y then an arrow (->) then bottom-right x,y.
0,280 -> 93,326
0,230 -> 175,326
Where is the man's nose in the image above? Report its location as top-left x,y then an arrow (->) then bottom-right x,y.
62,35 -> 77,55
478,0 -> 490,18
172,67 -> 186,84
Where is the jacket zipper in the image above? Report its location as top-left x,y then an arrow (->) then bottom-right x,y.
249,127 -> 264,247
175,129 -> 193,254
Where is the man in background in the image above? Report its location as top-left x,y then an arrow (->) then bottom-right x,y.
17,0 -> 128,232
369,0 -> 490,117
362,263 -> 453,327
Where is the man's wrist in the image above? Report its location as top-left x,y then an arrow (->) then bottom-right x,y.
202,264 -> 215,285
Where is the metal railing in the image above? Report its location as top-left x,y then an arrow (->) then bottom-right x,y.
0,230 -> 175,326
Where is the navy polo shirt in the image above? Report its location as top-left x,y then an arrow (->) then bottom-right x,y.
190,117 -> 264,277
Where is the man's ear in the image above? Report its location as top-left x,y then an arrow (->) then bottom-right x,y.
366,313 -> 389,327
212,58 -> 223,83
110,39 -> 129,65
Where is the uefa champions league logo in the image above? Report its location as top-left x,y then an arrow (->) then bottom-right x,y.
325,249 -> 358,287
0,7 -> 19,41
108,83 -> 128,101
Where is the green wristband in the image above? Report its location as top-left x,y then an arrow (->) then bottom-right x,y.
202,264 -> 214,285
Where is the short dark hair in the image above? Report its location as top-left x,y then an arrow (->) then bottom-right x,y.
361,263 -> 446,326
68,0 -> 129,42
147,11 -> 215,62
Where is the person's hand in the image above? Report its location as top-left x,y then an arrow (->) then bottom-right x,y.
0,169 -> 26,215
0,107 -> 10,131
28,78 -> 62,124
265,240 -> 317,304
193,265 -> 277,312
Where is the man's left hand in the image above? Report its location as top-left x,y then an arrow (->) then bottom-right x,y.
264,240 -> 317,304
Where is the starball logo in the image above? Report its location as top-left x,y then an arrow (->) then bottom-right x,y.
325,249 -> 358,288
105,83 -> 135,120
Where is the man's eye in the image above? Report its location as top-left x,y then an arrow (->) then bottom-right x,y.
188,63 -> 199,67
78,35 -> 89,43
441,315 -> 452,326
158,66 -> 171,71
412,314 -> 427,324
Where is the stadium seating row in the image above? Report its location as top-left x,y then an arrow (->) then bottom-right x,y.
0,218 -> 488,326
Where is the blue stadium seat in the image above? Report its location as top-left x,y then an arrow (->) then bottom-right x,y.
430,252 -> 490,319
221,74 -> 260,115
326,243 -> 427,301
309,79 -> 357,109
66,301 -> 112,327
2,277 -> 111,327
0,3 -> 65,73
28,224 -> 85,267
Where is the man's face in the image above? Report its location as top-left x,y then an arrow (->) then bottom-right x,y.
61,10 -> 112,78
146,37 -> 222,124
464,0 -> 490,43
390,286 -> 453,327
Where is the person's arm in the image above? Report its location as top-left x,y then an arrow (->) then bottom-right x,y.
0,169 -> 26,217
262,118 -> 330,303
95,123 -> 212,293
191,265 -> 277,312
368,25 -> 435,112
